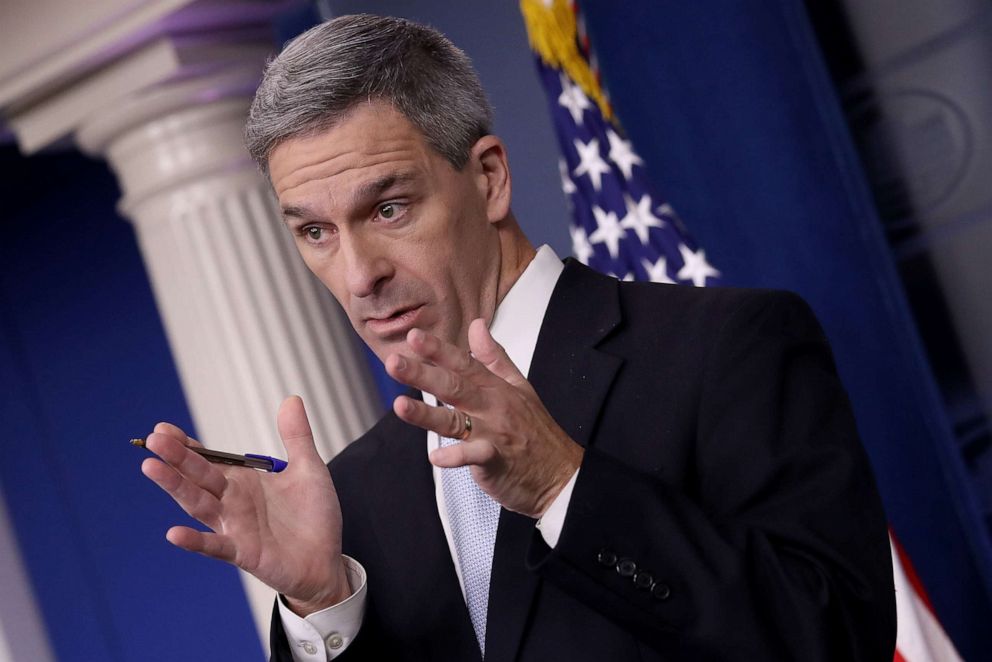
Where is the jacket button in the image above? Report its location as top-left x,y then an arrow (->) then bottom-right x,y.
616,558 -> 637,578
633,570 -> 654,590
597,548 -> 618,566
652,582 -> 671,600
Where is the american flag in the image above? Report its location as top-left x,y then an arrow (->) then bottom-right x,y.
521,0 -> 721,286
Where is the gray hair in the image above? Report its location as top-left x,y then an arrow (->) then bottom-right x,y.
245,14 -> 494,173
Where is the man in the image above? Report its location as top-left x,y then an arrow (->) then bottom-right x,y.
139,14 -> 896,662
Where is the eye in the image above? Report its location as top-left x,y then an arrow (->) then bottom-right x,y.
376,202 -> 407,223
300,224 -> 335,246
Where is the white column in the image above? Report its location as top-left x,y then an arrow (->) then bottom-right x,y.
72,50 -> 381,646
1,4 -> 382,650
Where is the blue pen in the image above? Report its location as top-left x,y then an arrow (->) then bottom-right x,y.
130,438 -> 288,473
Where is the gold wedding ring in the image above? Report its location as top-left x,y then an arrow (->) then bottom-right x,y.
459,413 -> 473,440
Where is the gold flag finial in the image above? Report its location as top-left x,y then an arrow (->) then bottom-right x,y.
519,0 -> 613,121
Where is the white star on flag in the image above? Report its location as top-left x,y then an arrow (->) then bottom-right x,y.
589,206 -> 625,258
558,158 -> 577,195
677,244 -> 721,286
570,224 -> 594,264
642,256 -> 675,283
558,74 -> 592,125
606,128 -> 644,180
620,194 -> 666,244
573,137 -> 611,191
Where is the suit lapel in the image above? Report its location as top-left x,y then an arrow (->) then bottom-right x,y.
365,414 -> 481,659
527,260 -> 625,447
484,260 -> 624,662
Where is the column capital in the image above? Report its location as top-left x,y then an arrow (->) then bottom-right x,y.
0,0 -> 302,154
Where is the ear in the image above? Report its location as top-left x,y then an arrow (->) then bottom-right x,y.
469,135 -> 512,224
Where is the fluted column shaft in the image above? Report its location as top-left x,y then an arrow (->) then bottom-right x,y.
76,56 -> 381,646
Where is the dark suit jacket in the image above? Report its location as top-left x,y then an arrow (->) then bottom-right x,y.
272,260 -> 896,661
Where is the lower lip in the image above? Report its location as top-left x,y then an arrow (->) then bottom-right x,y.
366,305 -> 425,338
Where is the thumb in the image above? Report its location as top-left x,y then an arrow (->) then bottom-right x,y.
468,318 -> 525,386
277,395 -> 323,465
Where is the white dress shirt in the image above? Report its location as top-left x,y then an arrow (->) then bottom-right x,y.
279,245 -> 579,660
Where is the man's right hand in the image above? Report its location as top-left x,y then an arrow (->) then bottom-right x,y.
141,395 -> 349,616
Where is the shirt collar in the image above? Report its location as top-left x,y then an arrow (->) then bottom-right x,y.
488,244 -> 564,379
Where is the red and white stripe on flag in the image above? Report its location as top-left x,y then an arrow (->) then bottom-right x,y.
891,532 -> 962,662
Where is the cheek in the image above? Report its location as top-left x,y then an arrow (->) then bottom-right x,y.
301,254 -> 350,309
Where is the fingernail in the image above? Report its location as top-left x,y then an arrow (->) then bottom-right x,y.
395,356 -> 407,371
410,328 -> 424,343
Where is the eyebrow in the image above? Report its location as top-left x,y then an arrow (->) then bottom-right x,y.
281,171 -> 419,226
281,205 -> 321,226
353,172 -> 418,206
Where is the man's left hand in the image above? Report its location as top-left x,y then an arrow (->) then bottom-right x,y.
385,318 -> 584,519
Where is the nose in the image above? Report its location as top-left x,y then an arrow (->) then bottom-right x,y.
340,230 -> 392,299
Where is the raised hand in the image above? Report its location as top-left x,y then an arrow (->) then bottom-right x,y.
140,396 -> 349,616
386,318 -> 584,518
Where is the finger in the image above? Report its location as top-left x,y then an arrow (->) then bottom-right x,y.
142,457 -> 221,529
166,526 -> 237,563
145,431 -> 227,498
386,352 -> 484,411
406,328 -> 476,374
153,421 -> 204,448
429,438 -> 497,468
393,395 -> 470,439
276,396 -> 322,466
468,318 -> 526,386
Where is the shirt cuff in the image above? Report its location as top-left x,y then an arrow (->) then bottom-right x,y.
535,468 -> 579,548
277,555 -> 367,661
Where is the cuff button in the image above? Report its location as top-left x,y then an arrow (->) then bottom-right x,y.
326,632 -> 344,649
301,641 -> 318,655
651,582 -> 671,601
597,548 -> 618,566
616,558 -> 637,578
633,571 -> 654,590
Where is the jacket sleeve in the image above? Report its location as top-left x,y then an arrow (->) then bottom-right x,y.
527,291 -> 896,661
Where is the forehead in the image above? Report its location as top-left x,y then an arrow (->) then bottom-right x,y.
268,103 -> 438,201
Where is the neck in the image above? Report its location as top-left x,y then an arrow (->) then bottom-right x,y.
494,214 -> 537,307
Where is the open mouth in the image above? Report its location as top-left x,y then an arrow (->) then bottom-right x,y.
365,304 -> 425,338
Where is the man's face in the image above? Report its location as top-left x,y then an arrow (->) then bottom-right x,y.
268,103 -> 503,362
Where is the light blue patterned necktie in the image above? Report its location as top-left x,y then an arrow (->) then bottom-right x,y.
439,431 -> 501,657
